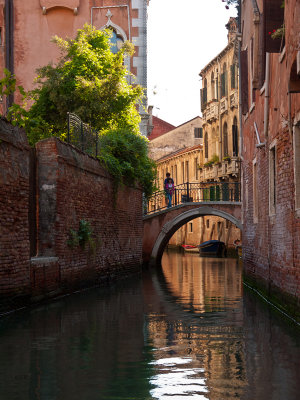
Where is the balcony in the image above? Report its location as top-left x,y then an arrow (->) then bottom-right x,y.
230,90 -> 238,108
202,101 -> 219,123
220,97 -> 228,114
198,157 -> 240,181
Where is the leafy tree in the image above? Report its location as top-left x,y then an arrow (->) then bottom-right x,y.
0,24 -> 157,197
28,24 -> 144,141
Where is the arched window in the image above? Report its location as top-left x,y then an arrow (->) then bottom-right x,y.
204,132 -> 208,159
110,29 -> 124,54
223,123 -> 228,157
201,78 -> 208,111
221,63 -> 228,97
211,72 -> 215,100
232,117 -> 238,156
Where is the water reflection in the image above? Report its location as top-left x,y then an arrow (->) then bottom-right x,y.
0,251 -> 299,400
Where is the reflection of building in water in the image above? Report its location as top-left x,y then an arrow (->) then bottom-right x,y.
168,215 -> 241,249
146,252 -> 246,399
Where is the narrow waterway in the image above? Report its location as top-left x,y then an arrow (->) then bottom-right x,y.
0,250 -> 299,400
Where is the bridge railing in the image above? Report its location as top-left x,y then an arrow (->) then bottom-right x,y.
144,181 -> 241,215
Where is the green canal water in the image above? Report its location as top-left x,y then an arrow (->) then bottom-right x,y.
0,250 -> 299,400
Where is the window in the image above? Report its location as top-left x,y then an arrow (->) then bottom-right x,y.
174,165 -> 177,184
201,79 -> 208,112
253,159 -> 258,222
241,49 -> 249,115
231,63 -> 236,89
185,161 -> 189,182
211,72 -> 215,99
223,122 -> 228,157
195,157 -> 198,180
181,162 -> 185,184
221,63 -> 228,97
204,132 -> 208,159
294,123 -> 300,211
194,127 -> 203,138
109,29 -> 124,54
232,117 -> 238,156
269,145 -> 276,215
206,219 -> 210,228
189,223 -> 193,233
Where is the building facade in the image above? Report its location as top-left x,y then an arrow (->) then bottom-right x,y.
0,0 -> 149,134
240,0 -> 300,317
199,17 -> 240,183
148,115 -> 241,249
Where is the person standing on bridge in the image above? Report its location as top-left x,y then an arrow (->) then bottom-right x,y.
164,172 -> 175,208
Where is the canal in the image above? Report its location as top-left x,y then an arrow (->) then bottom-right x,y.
0,250 -> 299,400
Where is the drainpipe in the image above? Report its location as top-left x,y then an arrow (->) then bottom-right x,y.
263,52 -> 270,140
5,0 -> 14,111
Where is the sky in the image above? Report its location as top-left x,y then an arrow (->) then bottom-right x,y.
147,0 -> 237,127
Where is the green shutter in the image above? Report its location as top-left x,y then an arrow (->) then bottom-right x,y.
231,64 -> 236,89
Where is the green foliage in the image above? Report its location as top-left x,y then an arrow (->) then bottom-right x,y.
211,154 -> 220,164
67,220 -> 94,249
98,128 -> 157,198
27,24 -> 143,141
0,25 -> 156,198
0,25 -> 144,143
204,160 -> 214,168
223,155 -> 231,162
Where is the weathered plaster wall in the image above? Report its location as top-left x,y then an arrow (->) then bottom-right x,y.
148,117 -> 202,161
0,0 -> 149,134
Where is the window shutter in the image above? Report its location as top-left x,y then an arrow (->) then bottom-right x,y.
200,127 -> 203,138
240,49 -> 249,115
232,124 -> 238,156
265,0 -> 285,53
200,88 -> 207,111
221,73 -> 225,97
231,64 -> 236,89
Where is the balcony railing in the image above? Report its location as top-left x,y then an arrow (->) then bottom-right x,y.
220,97 -> 228,114
230,90 -> 238,108
198,158 -> 240,181
144,181 -> 241,215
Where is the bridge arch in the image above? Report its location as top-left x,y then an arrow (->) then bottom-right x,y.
148,206 -> 242,265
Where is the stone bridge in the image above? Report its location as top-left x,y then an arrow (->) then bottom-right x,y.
142,201 -> 242,265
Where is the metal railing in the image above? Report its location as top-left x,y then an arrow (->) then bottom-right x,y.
67,112 -> 99,157
144,181 -> 241,215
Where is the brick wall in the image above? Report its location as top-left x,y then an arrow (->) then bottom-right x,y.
0,127 -> 143,311
34,137 -> 143,293
0,118 -> 31,302
241,0 -> 300,319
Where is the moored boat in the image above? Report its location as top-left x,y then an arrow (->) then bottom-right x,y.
181,244 -> 199,253
198,240 -> 227,257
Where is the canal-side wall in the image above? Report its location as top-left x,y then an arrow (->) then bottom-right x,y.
0,119 -> 31,301
0,121 -> 143,312
241,0 -> 300,321
34,137 -> 143,294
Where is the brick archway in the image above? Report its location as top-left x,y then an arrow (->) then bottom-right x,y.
143,204 -> 242,265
